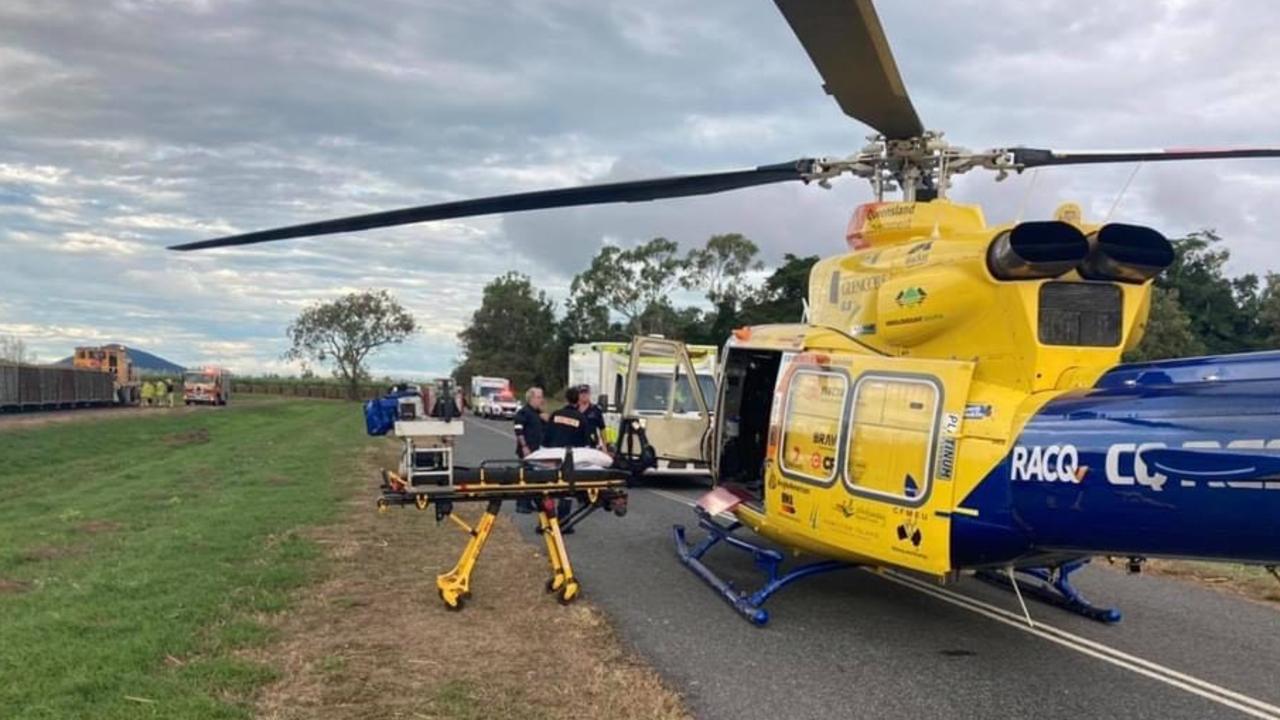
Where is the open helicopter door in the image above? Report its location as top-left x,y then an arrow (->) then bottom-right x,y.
621,337 -> 712,465
769,351 -> 974,578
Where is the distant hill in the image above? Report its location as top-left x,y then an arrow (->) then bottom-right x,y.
55,346 -> 186,375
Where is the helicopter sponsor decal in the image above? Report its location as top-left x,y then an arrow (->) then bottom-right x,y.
839,274 -> 886,299
903,473 -> 921,498
1010,444 -> 1085,483
834,500 -> 886,525
895,286 -> 928,307
1012,438 -> 1280,491
943,412 -> 961,436
937,437 -> 957,480
963,403 -> 992,420
891,507 -> 928,557
777,479 -> 812,495
1104,443 -> 1169,491
852,323 -> 877,336
809,452 -> 835,472
884,313 -> 943,327
812,430 -> 838,447
865,204 -> 915,223
904,240 -> 933,266
896,521 -> 923,548
780,491 -> 797,515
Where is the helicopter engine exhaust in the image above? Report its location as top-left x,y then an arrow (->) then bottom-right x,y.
1077,224 -> 1175,283
986,221 -> 1089,280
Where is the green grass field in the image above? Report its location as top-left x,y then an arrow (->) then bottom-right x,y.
0,398 -> 369,719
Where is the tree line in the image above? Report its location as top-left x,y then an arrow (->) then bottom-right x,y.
1128,231 -> 1280,361
454,234 -> 817,392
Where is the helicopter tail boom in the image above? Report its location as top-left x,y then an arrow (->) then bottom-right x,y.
954,351 -> 1280,568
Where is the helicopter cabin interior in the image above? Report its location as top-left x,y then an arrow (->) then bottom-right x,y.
716,348 -> 782,504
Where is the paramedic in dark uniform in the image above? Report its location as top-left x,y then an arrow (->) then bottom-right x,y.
513,387 -> 545,458
578,384 -> 607,450
513,387 -> 546,514
543,386 -> 592,448
541,386 -> 591,527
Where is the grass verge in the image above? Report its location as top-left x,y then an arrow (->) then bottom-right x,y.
1137,559 -> 1280,606
1,397 -> 688,719
0,397 -> 367,718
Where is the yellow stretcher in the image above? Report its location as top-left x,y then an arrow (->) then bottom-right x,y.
377,453 -> 632,610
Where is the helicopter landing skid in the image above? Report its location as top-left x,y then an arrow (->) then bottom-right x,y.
975,559 -> 1122,624
674,512 -> 849,626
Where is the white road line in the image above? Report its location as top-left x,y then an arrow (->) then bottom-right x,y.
644,488 -> 1280,720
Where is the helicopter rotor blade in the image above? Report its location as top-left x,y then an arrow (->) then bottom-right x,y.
168,159 -> 820,251
774,0 -> 923,140
1010,147 -> 1280,169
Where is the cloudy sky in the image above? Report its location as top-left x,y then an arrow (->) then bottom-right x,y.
3,0 -> 1279,377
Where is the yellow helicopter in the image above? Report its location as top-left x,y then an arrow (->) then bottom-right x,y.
174,0 -> 1280,626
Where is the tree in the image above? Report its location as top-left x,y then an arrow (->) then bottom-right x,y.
0,335 -> 36,365
1158,231 -> 1261,354
455,272 -> 558,391
1124,287 -> 1206,362
284,290 -> 416,399
739,254 -> 820,325
1258,272 -> 1280,349
570,238 -> 686,335
683,233 -> 763,306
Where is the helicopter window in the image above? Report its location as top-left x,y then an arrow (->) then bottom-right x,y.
845,374 -> 940,505
1039,282 -> 1122,347
779,369 -> 849,485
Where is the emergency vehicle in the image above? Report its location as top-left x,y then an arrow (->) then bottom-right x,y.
468,376 -> 510,415
569,339 -> 718,475
183,367 -> 232,405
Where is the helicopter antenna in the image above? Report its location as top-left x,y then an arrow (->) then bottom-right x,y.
1006,566 -> 1035,628
1013,169 -> 1040,224
1103,163 -> 1144,224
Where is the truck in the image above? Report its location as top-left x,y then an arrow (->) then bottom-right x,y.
468,376 -> 510,415
183,367 -> 232,405
72,344 -> 140,405
569,339 -> 719,475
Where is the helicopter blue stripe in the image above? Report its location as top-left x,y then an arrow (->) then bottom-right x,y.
952,353 -> 1280,569
1094,349 -> 1280,388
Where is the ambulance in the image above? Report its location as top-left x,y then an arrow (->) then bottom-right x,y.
569,338 -> 718,476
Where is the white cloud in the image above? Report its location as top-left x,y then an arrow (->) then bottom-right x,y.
1,0 -> 1278,379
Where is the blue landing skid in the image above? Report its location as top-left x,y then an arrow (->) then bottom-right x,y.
673,512 -> 849,626
975,559 -> 1122,624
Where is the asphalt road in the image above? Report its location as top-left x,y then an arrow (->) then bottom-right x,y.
456,416 -> 1280,720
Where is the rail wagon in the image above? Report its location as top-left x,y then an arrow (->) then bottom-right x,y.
0,364 -> 118,411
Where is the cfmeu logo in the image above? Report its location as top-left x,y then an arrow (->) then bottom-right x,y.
1010,445 -> 1085,483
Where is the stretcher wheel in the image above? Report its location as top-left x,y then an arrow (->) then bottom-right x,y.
558,580 -> 580,605
439,589 -> 465,611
